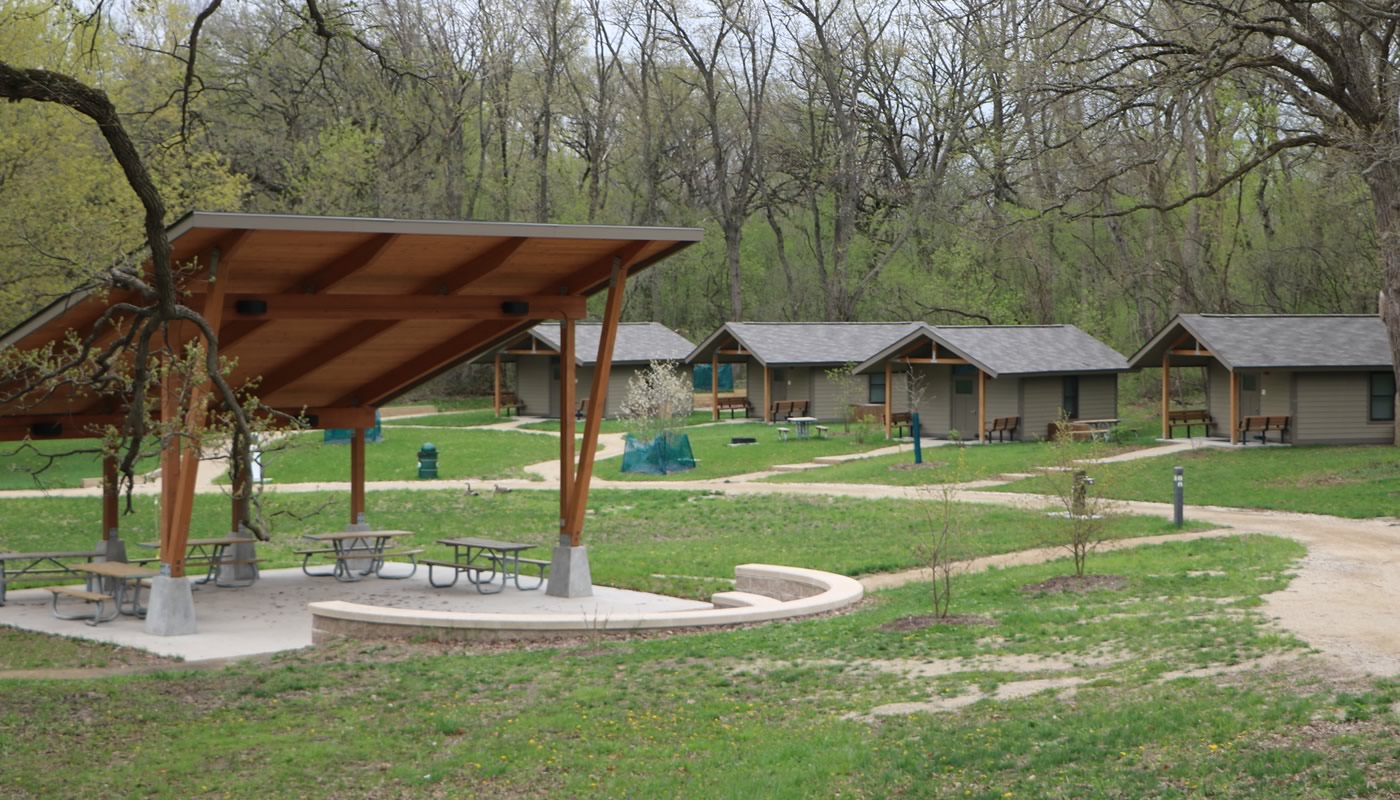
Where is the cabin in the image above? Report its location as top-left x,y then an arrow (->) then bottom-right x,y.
851,325 -> 1131,441
685,322 -> 924,421
1131,314 -> 1396,445
489,322 -> 695,418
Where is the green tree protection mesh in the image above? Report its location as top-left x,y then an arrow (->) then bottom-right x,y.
620,432 -> 696,475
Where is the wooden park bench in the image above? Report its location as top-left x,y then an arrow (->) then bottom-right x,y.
1238,415 -> 1290,445
1167,409 -> 1212,438
890,411 -> 913,437
715,396 -> 753,418
984,416 -> 1020,442
769,400 -> 809,421
575,399 -> 588,419
0,549 -> 103,606
497,392 -> 526,416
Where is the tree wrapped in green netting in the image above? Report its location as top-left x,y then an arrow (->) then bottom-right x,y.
619,361 -> 696,475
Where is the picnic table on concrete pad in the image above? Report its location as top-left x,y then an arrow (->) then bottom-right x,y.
135,536 -> 258,588
71,561 -> 159,619
429,537 -> 545,593
0,549 -> 102,605
300,530 -> 420,583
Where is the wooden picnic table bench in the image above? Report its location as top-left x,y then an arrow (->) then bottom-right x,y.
890,411 -> 913,437
1239,415 -> 1290,444
0,549 -> 102,606
770,400 -> 809,421
984,416 -> 1019,442
714,396 -> 753,418
1167,409 -> 1212,438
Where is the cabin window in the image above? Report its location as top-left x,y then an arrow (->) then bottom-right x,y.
1241,374 -> 1258,392
868,372 -> 886,404
1062,376 -> 1081,420
1371,372 -> 1396,422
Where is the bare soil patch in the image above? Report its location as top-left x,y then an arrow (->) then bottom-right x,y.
1021,574 -> 1127,594
880,613 -> 996,631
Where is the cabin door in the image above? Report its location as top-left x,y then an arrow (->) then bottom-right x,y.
1239,373 -> 1261,417
950,365 -> 980,438
548,358 -> 560,417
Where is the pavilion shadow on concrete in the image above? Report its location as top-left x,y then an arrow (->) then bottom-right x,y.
0,212 -> 701,634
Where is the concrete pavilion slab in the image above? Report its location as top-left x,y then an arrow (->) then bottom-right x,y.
0,567 -> 710,662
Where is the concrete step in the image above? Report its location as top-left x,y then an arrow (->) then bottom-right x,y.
769,463 -> 832,473
710,591 -> 783,609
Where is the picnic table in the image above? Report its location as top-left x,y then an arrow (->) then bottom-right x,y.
0,549 -> 102,606
1077,418 -> 1120,442
426,537 -> 546,594
135,536 -> 258,588
787,416 -> 819,440
68,561 -> 159,621
298,530 -> 421,583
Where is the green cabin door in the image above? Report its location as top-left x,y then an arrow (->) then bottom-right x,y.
951,365 -> 980,438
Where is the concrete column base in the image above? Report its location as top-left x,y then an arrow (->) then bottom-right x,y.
144,575 -> 197,636
222,534 -> 259,585
343,518 -> 373,574
545,545 -> 593,598
97,535 -> 127,563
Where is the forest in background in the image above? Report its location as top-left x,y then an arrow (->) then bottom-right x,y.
0,0 -> 1386,403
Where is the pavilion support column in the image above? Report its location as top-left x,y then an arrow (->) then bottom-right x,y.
884,362 -> 893,439
493,354 -> 502,417
558,319 -> 575,545
350,427 -> 366,526
1229,368 -> 1240,445
711,352 -> 720,420
98,454 -> 126,563
552,257 -> 633,598
978,370 -> 987,443
764,365 -> 772,423
1161,352 -> 1171,440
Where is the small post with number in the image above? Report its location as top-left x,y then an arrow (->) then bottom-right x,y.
1173,466 -> 1184,528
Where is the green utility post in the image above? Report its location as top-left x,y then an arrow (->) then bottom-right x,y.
417,443 -> 439,479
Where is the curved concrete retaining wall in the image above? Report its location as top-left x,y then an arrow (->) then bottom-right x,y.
309,563 -> 863,643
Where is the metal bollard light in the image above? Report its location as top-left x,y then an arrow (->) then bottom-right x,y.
417,442 -> 439,480
1173,466 -> 1184,527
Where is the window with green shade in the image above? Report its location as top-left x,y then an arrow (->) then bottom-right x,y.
1371,371 -> 1396,422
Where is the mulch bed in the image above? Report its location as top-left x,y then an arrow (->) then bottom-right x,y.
888,461 -> 948,472
880,613 -> 997,632
1020,575 -> 1127,595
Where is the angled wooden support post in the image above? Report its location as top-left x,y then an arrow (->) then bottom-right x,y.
350,427 -> 366,525
566,258 -> 631,542
559,319 -> 575,542
764,365 -> 772,423
711,351 -> 720,420
1161,351 -> 1170,440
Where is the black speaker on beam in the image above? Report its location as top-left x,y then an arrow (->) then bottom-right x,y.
501,300 -> 530,316
30,422 -> 63,437
234,298 -> 269,316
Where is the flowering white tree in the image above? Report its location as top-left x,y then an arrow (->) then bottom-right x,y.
619,361 -> 694,442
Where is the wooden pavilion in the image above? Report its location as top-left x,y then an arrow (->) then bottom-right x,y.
0,212 -> 701,632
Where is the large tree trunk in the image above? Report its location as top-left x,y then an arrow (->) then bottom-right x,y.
1364,161 -> 1400,444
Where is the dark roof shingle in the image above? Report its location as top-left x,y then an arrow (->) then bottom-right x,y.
1176,314 -> 1392,369
531,322 -> 694,365
691,321 -> 923,365
930,325 -> 1130,376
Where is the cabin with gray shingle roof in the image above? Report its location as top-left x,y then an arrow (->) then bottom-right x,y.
486,323 -> 695,417
1130,314 -> 1396,445
850,325 -> 1130,440
686,322 -> 925,421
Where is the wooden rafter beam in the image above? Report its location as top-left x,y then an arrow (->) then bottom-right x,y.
212,294 -> 586,321
297,234 -> 398,293
249,322 -> 398,399
334,319 -> 521,408
424,237 -> 528,294
0,405 -> 376,439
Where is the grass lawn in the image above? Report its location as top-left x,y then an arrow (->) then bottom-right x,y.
0,438 -> 159,491
245,428 -> 580,484
761,439 -> 1127,486
519,410 -> 715,434
6,534 -> 1399,798
0,489 -> 1205,600
608,422 -> 892,481
991,444 -> 1400,519
382,408 -> 504,428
